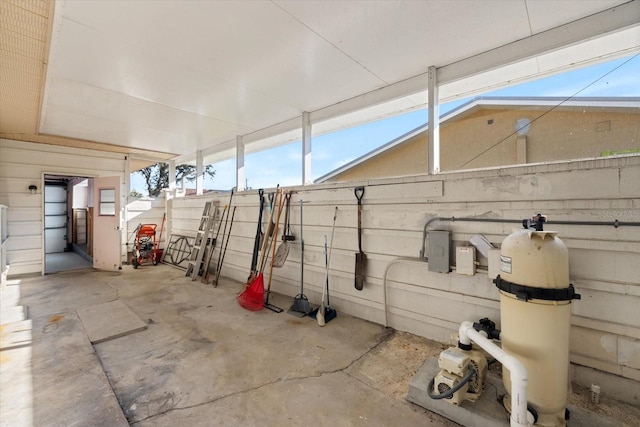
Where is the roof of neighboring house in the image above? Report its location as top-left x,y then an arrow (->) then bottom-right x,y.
314,96 -> 640,183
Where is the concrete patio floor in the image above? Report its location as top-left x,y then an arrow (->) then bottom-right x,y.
1,265 -> 455,427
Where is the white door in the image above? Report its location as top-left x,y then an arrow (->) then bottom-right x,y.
93,176 -> 121,270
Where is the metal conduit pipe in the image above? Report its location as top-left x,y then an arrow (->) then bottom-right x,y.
419,217 -> 521,258
419,216 -> 640,259
459,321 -> 532,427
382,257 -> 427,327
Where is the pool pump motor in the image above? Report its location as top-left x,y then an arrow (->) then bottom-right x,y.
429,334 -> 489,405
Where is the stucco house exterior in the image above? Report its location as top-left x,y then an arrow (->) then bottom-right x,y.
316,97 -> 640,183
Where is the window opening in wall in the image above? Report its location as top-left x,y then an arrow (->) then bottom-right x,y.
314,53 -> 639,184
244,141 -> 302,189
131,162 -> 218,196
99,189 -> 115,215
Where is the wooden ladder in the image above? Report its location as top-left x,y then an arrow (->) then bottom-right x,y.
186,201 -> 218,280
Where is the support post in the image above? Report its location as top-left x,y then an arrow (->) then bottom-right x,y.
236,136 -> 246,191
123,156 -> 131,263
124,156 -> 131,197
168,160 -> 176,191
428,66 -> 440,175
302,112 -> 312,185
196,150 -> 203,196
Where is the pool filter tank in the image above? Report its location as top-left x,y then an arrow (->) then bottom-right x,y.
494,215 -> 580,426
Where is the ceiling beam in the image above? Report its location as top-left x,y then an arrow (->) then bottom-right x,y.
236,136 -> 245,191
438,1 -> 640,85
302,112 -> 312,185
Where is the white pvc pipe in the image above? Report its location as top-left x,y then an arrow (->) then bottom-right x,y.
459,321 -> 531,427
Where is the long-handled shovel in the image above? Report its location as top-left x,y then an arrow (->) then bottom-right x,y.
354,186 -> 367,290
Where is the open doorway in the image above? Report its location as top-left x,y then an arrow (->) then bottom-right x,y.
44,174 -> 93,274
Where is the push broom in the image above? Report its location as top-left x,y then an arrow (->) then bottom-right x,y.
288,199 -> 313,316
313,206 -> 338,325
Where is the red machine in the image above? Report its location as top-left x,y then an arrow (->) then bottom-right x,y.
131,224 -> 158,268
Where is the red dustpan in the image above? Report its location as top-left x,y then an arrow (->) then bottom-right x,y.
237,273 -> 264,311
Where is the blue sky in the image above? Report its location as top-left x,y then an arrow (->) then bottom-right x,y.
131,54 -> 640,194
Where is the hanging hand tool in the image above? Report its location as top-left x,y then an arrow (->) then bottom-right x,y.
246,189 -> 264,286
288,199 -> 313,316
273,191 -> 295,267
264,191 -> 285,312
265,185 -> 278,239
311,206 -> 338,325
213,206 -> 236,287
320,207 -> 339,324
354,186 -> 367,290
238,187 -> 279,311
156,213 -> 166,262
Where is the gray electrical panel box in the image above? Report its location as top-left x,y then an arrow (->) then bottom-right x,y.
428,230 -> 450,272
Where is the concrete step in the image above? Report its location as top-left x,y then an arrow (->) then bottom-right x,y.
0,305 -> 27,323
0,319 -> 32,349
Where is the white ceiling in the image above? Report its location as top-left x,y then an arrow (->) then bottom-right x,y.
34,0 -> 640,165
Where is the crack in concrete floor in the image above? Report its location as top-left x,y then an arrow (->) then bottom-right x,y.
130,328 -> 398,424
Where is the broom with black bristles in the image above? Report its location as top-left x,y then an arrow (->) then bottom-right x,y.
314,206 -> 338,326
288,199 -> 313,316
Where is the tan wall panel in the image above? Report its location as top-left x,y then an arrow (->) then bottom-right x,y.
335,133 -> 427,181
329,108 -> 640,182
